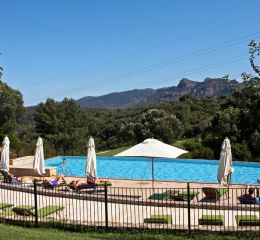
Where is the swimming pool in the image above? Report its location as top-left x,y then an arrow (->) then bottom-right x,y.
45,156 -> 260,184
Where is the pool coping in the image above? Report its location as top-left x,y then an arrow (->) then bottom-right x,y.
46,155 -> 260,165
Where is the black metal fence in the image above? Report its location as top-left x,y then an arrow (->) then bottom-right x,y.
0,181 -> 260,236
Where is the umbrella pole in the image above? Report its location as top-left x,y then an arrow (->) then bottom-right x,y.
229,173 -> 232,185
152,158 -> 154,191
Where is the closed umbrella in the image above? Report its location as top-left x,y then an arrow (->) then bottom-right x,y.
33,137 -> 46,176
86,137 -> 97,178
1,136 -> 10,171
217,137 -> 234,185
115,138 -> 188,189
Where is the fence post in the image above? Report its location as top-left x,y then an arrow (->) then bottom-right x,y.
187,182 -> 191,237
104,182 -> 108,231
33,180 -> 39,227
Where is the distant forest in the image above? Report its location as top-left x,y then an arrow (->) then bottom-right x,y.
1,41 -> 260,162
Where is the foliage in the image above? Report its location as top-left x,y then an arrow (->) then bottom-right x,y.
0,81 -> 24,138
180,139 -> 214,159
22,86 -> 260,162
232,143 -> 252,162
0,73 -> 24,156
0,66 -> 3,80
34,98 -> 88,155
249,40 -> 260,76
133,109 -> 182,143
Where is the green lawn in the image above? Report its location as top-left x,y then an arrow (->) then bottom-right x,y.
97,146 -> 130,156
0,224 -> 257,240
96,140 -> 192,158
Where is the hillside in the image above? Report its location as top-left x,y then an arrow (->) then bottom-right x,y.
76,77 -> 241,109
77,88 -> 155,109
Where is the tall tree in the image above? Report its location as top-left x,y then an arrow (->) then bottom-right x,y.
133,109 -> 183,143
249,40 -> 260,77
35,98 -> 89,155
0,69 -> 24,138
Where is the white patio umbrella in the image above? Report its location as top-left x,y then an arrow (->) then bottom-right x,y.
1,136 -> 10,171
33,137 -> 46,176
86,137 -> 97,178
115,138 -> 188,189
217,137 -> 234,185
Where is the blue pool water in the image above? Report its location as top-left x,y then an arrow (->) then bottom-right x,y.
45,156 -> 260,184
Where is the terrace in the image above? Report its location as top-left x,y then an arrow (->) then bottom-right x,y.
0,175 -> 259,234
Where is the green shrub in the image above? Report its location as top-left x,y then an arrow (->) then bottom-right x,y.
232,143 -> 252,162
182,139 -> 202,151
177,139 -> 214,160
181,146 -> 214,160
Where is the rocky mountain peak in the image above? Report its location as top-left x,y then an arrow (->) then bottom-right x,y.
77,77 -> 242,109
177,78 -> 197,89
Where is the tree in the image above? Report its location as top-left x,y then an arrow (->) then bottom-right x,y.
203,40 -> 260,161
35,98 -> 89,155
249,40 -> 260,77
0,66 -> 3,80
209,107 -> 240,142
0,79 -> 24,138
133,109 -> 183,143
0,67 -> 24,155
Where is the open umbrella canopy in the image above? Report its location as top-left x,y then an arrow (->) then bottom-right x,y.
115,138 -> 188,158
115,138 -> 188,189
33,137 -> 46,176
86,137 -> 97,178
1,136 -> 10,171
217,137 -> 234,185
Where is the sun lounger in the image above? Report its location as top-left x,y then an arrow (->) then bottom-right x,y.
144,214 -> 172,224
74,181 -> 112,193
171,190 -> 200,202
164,189 -> 179,197
12,205 -> 64,218
0,170 -> 12,183
202,187 -> 228,202
10,179 -> 34,187
238,196 -> 256,204
12,205 -> 35,216
0,172 -> 4,181
235,215 -> 260,226
0,170 -> 34,186
96,181 -> 112,186
148,193 -> 171,201
148,190 -> 199,201
42,181 -> 67,190
0,203 -> 13,210
198,215 -> 224,226
0,203 -> 15,217
74,183 -> 97,193
37,206 -> 64,218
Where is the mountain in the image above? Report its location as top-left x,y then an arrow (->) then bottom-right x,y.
76,78 -> 241,109
77,88 -> 156,109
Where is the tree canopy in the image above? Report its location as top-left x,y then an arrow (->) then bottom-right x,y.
34,98 -> 88,155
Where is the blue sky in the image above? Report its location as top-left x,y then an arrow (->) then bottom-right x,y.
0,0 -> 260,106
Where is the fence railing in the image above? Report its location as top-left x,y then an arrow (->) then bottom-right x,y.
0,181 -> 260,236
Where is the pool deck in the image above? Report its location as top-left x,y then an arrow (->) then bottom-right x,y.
0,180 -> 259,231
3,156 -> 259,231
61,176 -> 251,189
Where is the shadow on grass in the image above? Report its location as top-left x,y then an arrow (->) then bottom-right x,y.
0,219 -> 258,240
